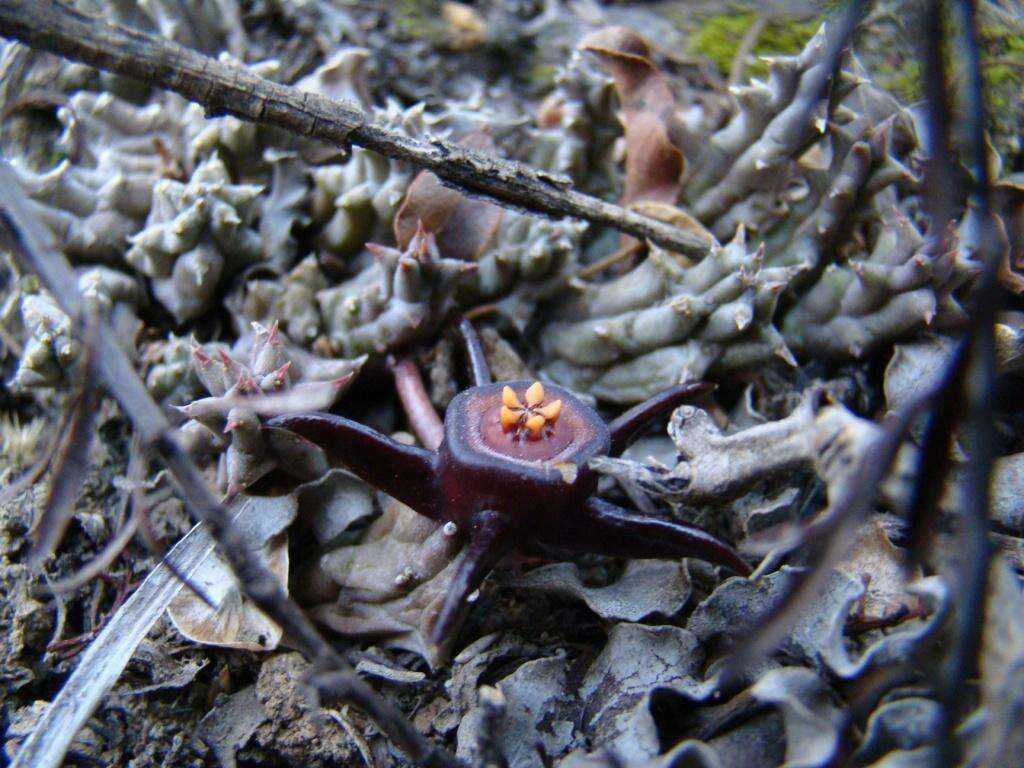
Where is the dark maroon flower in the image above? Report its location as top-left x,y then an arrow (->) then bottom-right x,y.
270,320 -> 750,649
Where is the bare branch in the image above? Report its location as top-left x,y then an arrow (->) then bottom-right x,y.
928,0 -> 999,762
0,0 -> 713,259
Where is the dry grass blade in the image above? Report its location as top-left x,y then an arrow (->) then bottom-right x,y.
27,335 -> 99,569
9,519 -> 216,768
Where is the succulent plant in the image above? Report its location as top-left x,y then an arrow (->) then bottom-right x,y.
529,49 -> 619,192
174,321 -> 364,495
10,89 -> 183,262
4,266 -> 139,390
4,5 -> 1024,766
316,224 -> 476,357
234,255 -> 329,347
463,212 -> 586,328
271,322 -> 747,655
143,333 -> 203,407
536,24 -> 1006,402
782,207 -> 959,358
98,0 -> 246,56
682,27 -> 875,240
311,101 -> 429,260
541,229 -> 797,403
181,58 -> 293,175
126,153 -> 264,323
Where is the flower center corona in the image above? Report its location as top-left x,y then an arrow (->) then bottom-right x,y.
500,382 -> 563,439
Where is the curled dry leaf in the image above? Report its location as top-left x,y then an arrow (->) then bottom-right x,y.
689,568 -> 948,680
294,468 -> 375,551
746,667 -> 843,768
514,558 -> 690,622
850,697 -> 944,765
836,519 -> 925,630
168,493 -> 297,651
579,27 -> 685,208
456,654 -> 577,766
308,498 -> 462,666
393,132 -> 504,262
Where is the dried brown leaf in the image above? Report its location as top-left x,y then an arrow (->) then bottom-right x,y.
394,133 -> 504,262
836,520 -> 925,630
579,27 -> 685,208
167,494 -> 297,651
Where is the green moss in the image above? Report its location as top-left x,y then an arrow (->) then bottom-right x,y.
874,57 -> 922,103
690,10 -> 822,81
980,22 -> 1024,110
688,8 -> 1019,114
526,63 -> 559,90
389,0 -> 446,44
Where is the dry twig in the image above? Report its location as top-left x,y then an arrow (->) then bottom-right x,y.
925,1 -> 999,762
0,0 -> 713,260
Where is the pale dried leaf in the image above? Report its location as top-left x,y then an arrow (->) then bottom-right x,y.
515,558 -> 690,621
456,654 -> 578,766
168,494 -> 297,651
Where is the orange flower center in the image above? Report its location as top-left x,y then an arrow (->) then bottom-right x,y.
499,382 -> 563,438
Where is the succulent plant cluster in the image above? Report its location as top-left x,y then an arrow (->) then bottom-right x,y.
544,230 -> 797,402
175,321 -> 363,495
3,265 -> 139,389
2,3 -> 1024,766
535,24 -> 1011,401
10,21 -> 1017,403
10,89 -> 182,263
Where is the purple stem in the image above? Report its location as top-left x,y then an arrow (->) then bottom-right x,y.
456,317 -> 492,387
606,381 -> 715,455
267,413 -> 441,520
389,356 -> 445,451
579,496 -> 750,576
431,509 -> 509,646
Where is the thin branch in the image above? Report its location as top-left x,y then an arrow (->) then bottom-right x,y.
728,13 -> 768,87
933,1 -> 998,763
918,0 -> 958,246
0,162 -> 459,768
0,0 -> 713,260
